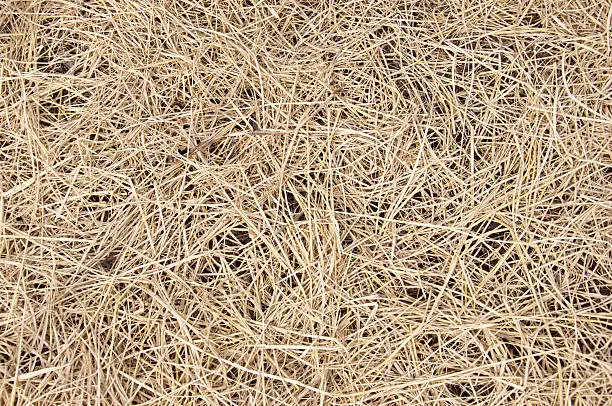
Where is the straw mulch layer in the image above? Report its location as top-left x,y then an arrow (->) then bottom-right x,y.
1,0 -> 611,404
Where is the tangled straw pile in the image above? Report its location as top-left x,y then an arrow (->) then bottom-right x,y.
1,0 -> 611,404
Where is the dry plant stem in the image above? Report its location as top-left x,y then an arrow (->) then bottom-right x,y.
0,0 -> 611,405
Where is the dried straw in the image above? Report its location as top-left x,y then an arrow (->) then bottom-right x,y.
1,0 -> 611,404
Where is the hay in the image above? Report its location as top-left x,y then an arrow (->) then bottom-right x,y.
1,0 -> 611,404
